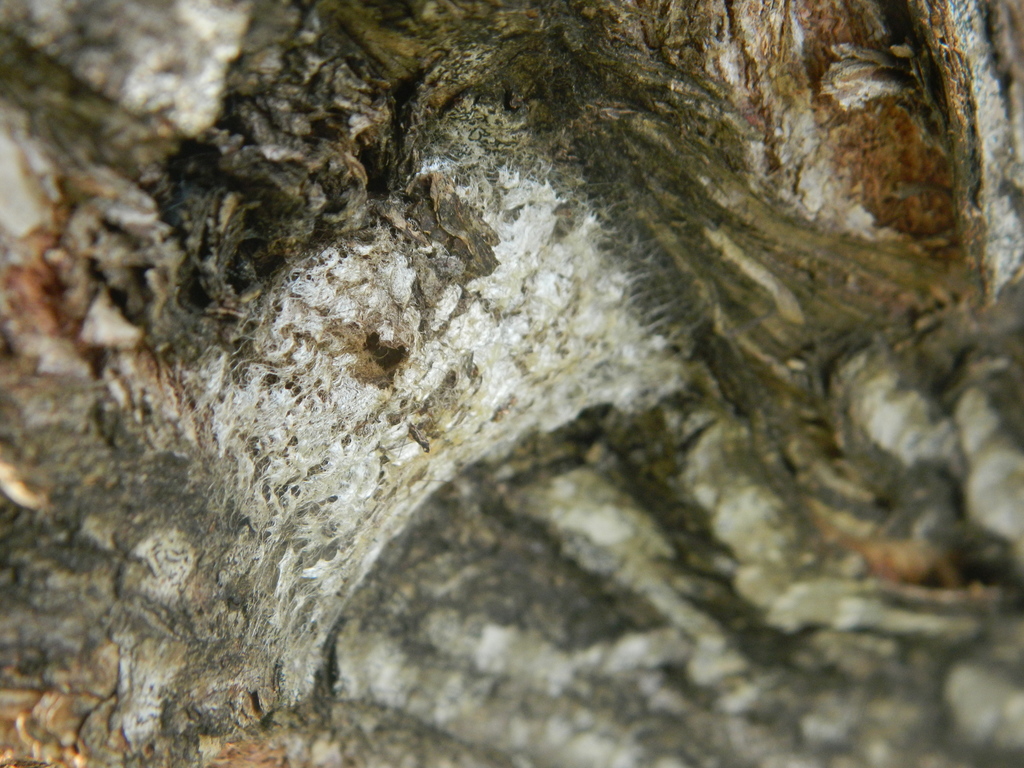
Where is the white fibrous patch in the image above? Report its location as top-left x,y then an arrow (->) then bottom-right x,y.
132,528 -> 196,603
182,164 -> 688,698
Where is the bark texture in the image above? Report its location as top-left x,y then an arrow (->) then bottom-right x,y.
2,1 -> 1024,767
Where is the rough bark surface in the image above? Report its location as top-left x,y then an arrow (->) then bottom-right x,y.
2,1 -> 1024,767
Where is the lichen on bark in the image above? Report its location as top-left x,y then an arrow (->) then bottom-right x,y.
2,2 -> 1024,768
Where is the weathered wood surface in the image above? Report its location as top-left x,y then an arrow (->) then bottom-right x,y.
2,1 -> 1024,766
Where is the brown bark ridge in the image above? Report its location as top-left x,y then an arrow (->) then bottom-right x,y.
2,1 -> 1024,766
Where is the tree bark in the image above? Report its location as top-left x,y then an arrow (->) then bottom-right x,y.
2,1 -> 1024,767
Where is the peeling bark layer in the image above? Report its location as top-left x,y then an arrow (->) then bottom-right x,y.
2,2 -> 1024,767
